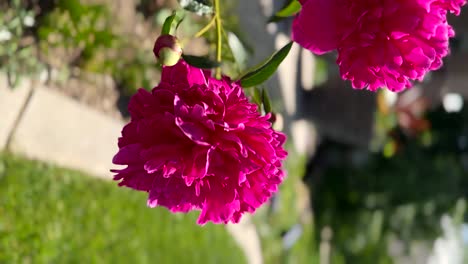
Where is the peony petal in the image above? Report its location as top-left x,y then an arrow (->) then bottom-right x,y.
295,0 -> 464,92
112,144 -> 142,165
161,60 -> 207,87
197,179 -> 239,225
292,0 -> 352,54
112,59 -> 287,224
183,147 -> 209,184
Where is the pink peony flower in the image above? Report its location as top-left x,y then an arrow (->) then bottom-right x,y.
292,0 -> 466,92
112,60 -> 287,225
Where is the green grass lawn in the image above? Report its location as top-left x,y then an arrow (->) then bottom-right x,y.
0,153 -> 245,264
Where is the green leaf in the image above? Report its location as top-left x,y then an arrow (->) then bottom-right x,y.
182,54 -> 221,69
175,14 -> 186,31
94,30 -> 116,47
277,0 -> 301,17
178,0 -> 213,16
268,0 -> 301,23
58,0 -> 84,23
262,89 -> 273,113
239,41 -> 293,88
161,13 -> 177,35
269,1 -> 301,23
161,11 -> 185,35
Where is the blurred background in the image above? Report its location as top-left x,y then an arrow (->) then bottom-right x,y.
1,0 -> 468,263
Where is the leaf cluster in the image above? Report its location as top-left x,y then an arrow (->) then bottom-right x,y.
0,0 -> 43,88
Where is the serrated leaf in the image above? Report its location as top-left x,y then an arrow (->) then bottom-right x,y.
268,0 -> 301,23
178,0 -> 213,16
239,41 -> 293,88
182,54 -> 220,69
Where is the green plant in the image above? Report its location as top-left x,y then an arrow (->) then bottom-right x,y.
38,0 -> 117,73
0,0 -> 43,87
308,104 -> 468,263
111,47 -> 160,96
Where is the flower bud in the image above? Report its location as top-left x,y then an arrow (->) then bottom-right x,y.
153,34 -> 183,67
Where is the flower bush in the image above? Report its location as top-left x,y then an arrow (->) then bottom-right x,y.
112,59 -> 287,225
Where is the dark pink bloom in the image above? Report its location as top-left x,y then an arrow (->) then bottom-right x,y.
292,0 -> 466,92
112,60 -> 287,225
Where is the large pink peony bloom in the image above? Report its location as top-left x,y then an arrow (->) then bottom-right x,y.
112,60 -> 287,225
292,0 -> 466,92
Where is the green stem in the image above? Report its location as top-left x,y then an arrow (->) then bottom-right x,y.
194,16 -> 216,38
214,0 -> 222,78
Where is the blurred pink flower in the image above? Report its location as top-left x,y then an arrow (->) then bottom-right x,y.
292,0 -> 466,92
112,60 -> 287,225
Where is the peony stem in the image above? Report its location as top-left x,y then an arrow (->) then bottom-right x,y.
194,16 -> 216,38
214,0 -> 222,78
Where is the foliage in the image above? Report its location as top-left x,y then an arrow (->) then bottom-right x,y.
179,0 -> 213,16
307,104 -> 468,263
239,42 -> 293,88
0,153 -> 245,264
268,0 -> 301,23
188,7 -> 250,77
38,0 -> 117,71
0,0 -> 43,88
36,0 -> 161,97
110,47 -> 160,96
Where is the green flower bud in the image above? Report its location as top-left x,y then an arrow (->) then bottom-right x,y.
153,34 -> 183,67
